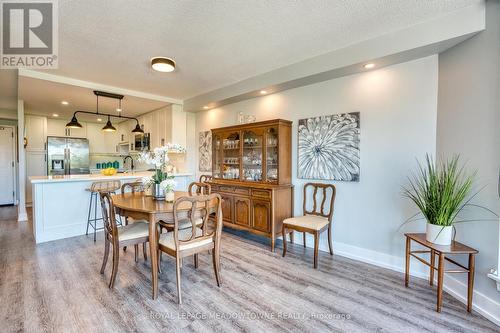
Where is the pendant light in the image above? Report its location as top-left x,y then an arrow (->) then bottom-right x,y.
66,90 -> 143,134
102,115 -> 116,132
132,121 -> 144,134
66,115 -> 83,128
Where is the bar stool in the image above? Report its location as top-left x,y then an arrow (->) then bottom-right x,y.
86,180 -> 123,242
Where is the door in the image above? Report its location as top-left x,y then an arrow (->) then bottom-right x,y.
221,131 -> 241,180
0,127 -> 15,204
47,137 -> 66,175
252,200 -> 271,232
67,138 -> 90,174
242,129 -> 264,182
221,194 -> 233,223
234,197 -> 251,226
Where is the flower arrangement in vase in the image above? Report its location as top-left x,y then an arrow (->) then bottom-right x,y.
138,143 -> 185,200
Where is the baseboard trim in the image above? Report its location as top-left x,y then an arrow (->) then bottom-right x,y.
17,211 -> 28,222
291,235 -> 500,326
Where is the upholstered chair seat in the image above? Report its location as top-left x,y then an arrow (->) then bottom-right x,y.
118,221 -> 149,241
282,215 -> 329,231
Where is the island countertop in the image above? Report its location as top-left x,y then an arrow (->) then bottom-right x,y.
30,171 -> 193,184
29,171 -> 194,243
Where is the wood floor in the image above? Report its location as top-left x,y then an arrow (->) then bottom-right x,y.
0,206 -> 497,333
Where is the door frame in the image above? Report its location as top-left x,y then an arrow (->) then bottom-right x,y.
0,125 -> 17,205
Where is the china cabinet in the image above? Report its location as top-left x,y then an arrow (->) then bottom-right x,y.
210,119 -> 293,251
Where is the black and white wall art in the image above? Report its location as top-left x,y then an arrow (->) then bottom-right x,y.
298,112 -> 360,181
198,131 -> 212,172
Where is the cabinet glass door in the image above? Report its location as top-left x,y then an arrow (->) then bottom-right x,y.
212,134 -> 222,178
265,127 -> 279,182
222,132 -> 240,180
242,130 -> 263,181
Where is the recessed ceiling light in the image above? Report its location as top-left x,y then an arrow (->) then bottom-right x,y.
52,113 -> 59,117
151,57 -> 176,72
97,118 -> 102,122
260,90 -> 267,95
116,108 -> 122,112
363,63 -> 375,69
203,105 -> 209,109
61,101 -> 69,105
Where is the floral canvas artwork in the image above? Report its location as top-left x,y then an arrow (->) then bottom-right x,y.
199,131 -> 212,172
298,113 -> 360,181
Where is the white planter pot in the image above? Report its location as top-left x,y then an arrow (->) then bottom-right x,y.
164,191 -> 175,203
426,223 -> 453,245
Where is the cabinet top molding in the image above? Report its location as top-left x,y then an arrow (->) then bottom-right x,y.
211,119 -> 292,132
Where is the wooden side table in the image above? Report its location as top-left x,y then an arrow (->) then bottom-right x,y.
404,233 -> 478,313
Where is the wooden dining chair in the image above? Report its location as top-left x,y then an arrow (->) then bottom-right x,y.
188,181 -> 212,196
199,174 -> 213,183
157,193 -> 223,304
282,183 -> 336,269
121,181 -> 148,260
99,192 -> 150,288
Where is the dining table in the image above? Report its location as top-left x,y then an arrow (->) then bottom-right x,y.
112,190 -> 218,299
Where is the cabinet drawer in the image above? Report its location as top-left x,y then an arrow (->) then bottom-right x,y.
252,189 -> 271,199
234,187 -> 250,196
219,186 -> 234,193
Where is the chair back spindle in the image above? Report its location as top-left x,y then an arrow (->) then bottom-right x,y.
172,194 -> 222,250
121,181 -> 145,194
302,183 -> 336,221
199,175 -> 213,183
188,182 -> 212,196
99,192 -> 119,244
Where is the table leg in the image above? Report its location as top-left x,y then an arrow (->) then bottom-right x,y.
467,253 -> 475,313
405,236 -> 410,287
430,249 -> 435,286
437,253 -> 445,312
149,213 -> 158,300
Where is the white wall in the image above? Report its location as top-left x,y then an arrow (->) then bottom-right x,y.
196,55 -> 438,256
437,0 -> 500,305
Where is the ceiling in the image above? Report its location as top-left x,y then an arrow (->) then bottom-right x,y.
19,76 -> 169,123
0,0 -> 480,111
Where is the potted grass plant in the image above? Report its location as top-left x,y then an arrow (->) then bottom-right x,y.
402,155 -> 475,245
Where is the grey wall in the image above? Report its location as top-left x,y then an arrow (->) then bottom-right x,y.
196,55 -> 439,264
437,0 -> 500,303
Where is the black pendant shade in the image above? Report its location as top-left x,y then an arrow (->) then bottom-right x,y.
102,116 -> 116,132
132,123 -> 144,134
66,115 -> 83,128
65,90 -> 143,134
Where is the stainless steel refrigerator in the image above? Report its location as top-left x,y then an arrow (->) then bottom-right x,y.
47,137 -> 90,175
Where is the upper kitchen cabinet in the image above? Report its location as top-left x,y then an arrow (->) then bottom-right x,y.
25,115 -> 47,151
86,122 -> 119,154
47,118 -> 87,138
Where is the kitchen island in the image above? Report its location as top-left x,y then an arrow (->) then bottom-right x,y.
29,172 -> 193,243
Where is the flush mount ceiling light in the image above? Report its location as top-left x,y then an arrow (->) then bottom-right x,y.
65,90 -> 144,134
363,63 -> 375,69
151,57 -> 176,72
61,101 -> 69,105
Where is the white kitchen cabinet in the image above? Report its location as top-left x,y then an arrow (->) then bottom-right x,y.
26,151 -> 46,204
25,115 -> 47,152
117,121 -> 129,143
46,118 -> 66,137
47,118 -> 87,138
87,122 -> 119,154
157,108 -> 167,147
